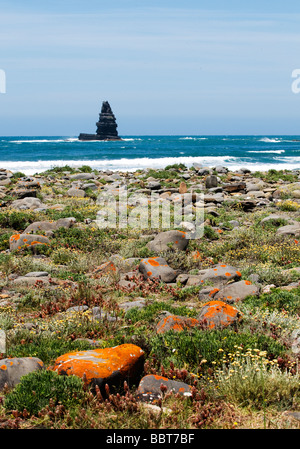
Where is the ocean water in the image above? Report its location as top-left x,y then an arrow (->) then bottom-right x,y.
0,135 -> 300,176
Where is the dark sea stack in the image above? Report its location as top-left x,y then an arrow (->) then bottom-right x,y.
78,101 -> 122,141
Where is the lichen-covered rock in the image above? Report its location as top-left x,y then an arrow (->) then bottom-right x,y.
9,234 -> 51,251
0,357 -> 45,390
214,279 -> 260,303
136,374 -> 192,402
139,257 -> 177,283
52,344 -> 144,393
156,314 -> 200,334
198,286 -> 220,301
197,300 -> 243,329
197,263 -> 242,286
93,261 -> 117,275
147,230 -> 189,252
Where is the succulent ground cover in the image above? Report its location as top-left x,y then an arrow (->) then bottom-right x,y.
0,165 -> 299,429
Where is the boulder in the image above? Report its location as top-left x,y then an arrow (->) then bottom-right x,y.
156,314 -> 200,334
179,181 -> 188,194
214,280 -> 260,303
0,357 -> 44,390
94,261 -> 117,273
9,234 -> 51,251
203,193 -> 224,203
197,263 -> 242,286
147,181 -> 161,190
69,173 -> 95,180
11,189 -> 37,199
119,298 -> 152,313
52,344 -> 144,393
223,182 -> 246,193
139,257 -> 177,283
205,175 -> 218,189
11,197 -> 46,210
23,217 -> 76,234
136,374 -> 192,402
67,188 -> 86,198
147,230 -> 189,252
13,275 -> 50,286
215,166 -> 228,173
276,223 -> 300,237
197,300 -> 243,329
292,190 -> 300,199
260,214 -> 292,226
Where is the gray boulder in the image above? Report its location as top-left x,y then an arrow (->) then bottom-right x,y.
214,279 -> 260,303
139,257 -> 177,283
0,357 -> 45,390
147,230 -> 189,252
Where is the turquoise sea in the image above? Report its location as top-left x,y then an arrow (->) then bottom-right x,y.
0,135 -> 300,175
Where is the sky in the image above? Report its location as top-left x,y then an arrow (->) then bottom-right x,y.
1,0 -> 300,135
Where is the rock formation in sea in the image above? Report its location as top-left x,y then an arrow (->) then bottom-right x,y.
78,101 -> 121,141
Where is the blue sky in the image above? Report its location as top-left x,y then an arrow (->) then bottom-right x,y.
1,1 -> 300,135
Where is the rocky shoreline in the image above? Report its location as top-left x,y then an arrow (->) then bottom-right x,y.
0,163 -> 299,429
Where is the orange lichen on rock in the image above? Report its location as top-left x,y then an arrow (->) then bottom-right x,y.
10,234 -> 20,242
148,258 -> 160,267
137,374 -> 192,399
156,315 -> 200,334
209,288 -> 220,297
94,261 -> 117,274
198,300 -> 242,329
52,344 -> 144,386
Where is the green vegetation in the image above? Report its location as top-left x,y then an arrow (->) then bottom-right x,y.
0,166 -> 299,429
4,370 -> 86,415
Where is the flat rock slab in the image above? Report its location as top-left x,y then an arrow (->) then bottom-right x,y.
139,257 -> 177,283
147,230 -> 189,252
156,314 -> 200,334
0,357 -> 44,390
9,234 -> 51,251
136,374 -> 192,402
52,344 -> 145,393
197,300 -> 243,329
214,280 -> 260,303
